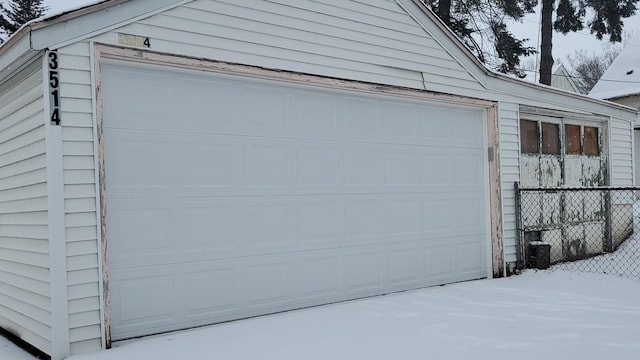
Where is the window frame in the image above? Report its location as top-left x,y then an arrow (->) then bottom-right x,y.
520,116 -> 602,158
563,119 -> 602,157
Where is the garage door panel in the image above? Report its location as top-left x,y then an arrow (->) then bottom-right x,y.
104,63 -> 489,340
425,245 -> 455,278
387,248 -> 422,288
293,90 -> 338,137
454,194 -> 487,231
175,77 -> 239,130
453,149 -> 485,187
380,101 -> 421,139
181,142 -> 236,188
108,193 -> 484,269
102,67 -> 170,125
183,266 -> 239,318
297,255 -> 342,300
346,252 -> 384,293
384,200 -> 420,238
110,269 -> 177,333
296,200 -> 342,245
458,242 -> 486,274
446,108 -> 485,146
105,133 -> 175,192
245,200 -> 293,250
246,259 -> 296,309
107,204 -> 174,269
104,65 -> 484,148
422,197 -> 452,234
383,151 -> 418,186
106,130 -> 482,198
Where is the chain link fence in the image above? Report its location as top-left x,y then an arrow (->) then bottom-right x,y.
515,183 -> 640,277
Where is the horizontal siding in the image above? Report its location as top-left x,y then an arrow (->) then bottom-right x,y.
0,67 -> 52,355
498,102 -> 520,264
610,118 -> 633,186
59,42 -> 103,354
88,0 -> 479,90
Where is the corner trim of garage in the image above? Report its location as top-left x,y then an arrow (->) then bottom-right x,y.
487,105 -> 504,278
93,43 -> 112,349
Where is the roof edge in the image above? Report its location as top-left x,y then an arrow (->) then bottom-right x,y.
404,0 -> 636,116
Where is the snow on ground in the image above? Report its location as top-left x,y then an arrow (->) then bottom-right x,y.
553,231 -> 640,277
0,335 -> 39,360
4,249 -> 640,360
49,270 -> 639,360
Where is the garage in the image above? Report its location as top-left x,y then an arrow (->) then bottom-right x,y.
102,62 -> 490,340
2,1 -> 637,358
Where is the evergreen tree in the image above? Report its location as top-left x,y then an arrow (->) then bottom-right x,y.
425,0 -> 537,77
539,0 -> 638,85
0,0 -> 48,41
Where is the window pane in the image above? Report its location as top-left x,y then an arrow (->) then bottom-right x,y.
584,126 -> 599,156
520,120 -> 539,153
541,122 -> 560,155
565,124 -> 581,155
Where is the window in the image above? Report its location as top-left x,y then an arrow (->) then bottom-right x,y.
522,119 -> 600,157
565,124 -> 581,155
584,126 -> 599,156
541,123 -> 560,155
564,124 -> 600,156
520,120 -> 539,153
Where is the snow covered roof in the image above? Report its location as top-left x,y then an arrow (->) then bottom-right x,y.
590,32 -> 640,100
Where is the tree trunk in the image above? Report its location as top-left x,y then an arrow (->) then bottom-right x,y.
539,0 -> 555,85
437,0 -> 452,26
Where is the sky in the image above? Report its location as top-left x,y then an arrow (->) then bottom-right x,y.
508,4 -> 640,81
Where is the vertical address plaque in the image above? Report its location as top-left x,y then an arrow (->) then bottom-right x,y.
47,50 -> 61,126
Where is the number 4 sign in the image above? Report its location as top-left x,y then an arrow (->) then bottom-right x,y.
48,50 -> 61,126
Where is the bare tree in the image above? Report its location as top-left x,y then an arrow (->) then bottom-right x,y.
539,0 -> 638,86
566,43 -> 623,94
425,0 -> 537,77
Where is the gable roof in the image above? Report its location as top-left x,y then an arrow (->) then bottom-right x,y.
0,0 -> 634,116
590,32 -> 640,100
552,64 -> 579,93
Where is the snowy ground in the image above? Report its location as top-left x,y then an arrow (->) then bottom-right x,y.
554,230 -> 640,277
3,270 -> 640,360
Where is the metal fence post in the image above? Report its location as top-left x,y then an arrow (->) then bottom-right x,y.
604,189 -> 612,253
514,182 -> 524,270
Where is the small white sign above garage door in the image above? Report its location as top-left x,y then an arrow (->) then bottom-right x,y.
101,62 -> 489,340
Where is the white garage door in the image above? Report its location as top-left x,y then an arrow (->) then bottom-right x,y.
103,62 -> 489,340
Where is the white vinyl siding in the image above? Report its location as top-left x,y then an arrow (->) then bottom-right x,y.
88,0 -> 480,91
497,102 -> 520,263
0,68 -> 51,354
29,0 -> 632,354
58,42 -> 103,354
610,117 -> 634,186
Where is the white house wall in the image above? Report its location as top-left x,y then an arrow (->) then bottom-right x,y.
496,102 -> 520,263
0,67 -> 51,354
611,118 -> 634,186
49,0 -> 636,354
89,0 -> 484,92
58,42 -> 103,354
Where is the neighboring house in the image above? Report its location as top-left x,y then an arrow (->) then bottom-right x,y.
552,64 -> 580,93
0,1 -> 635,359
590,34 -> 640,184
